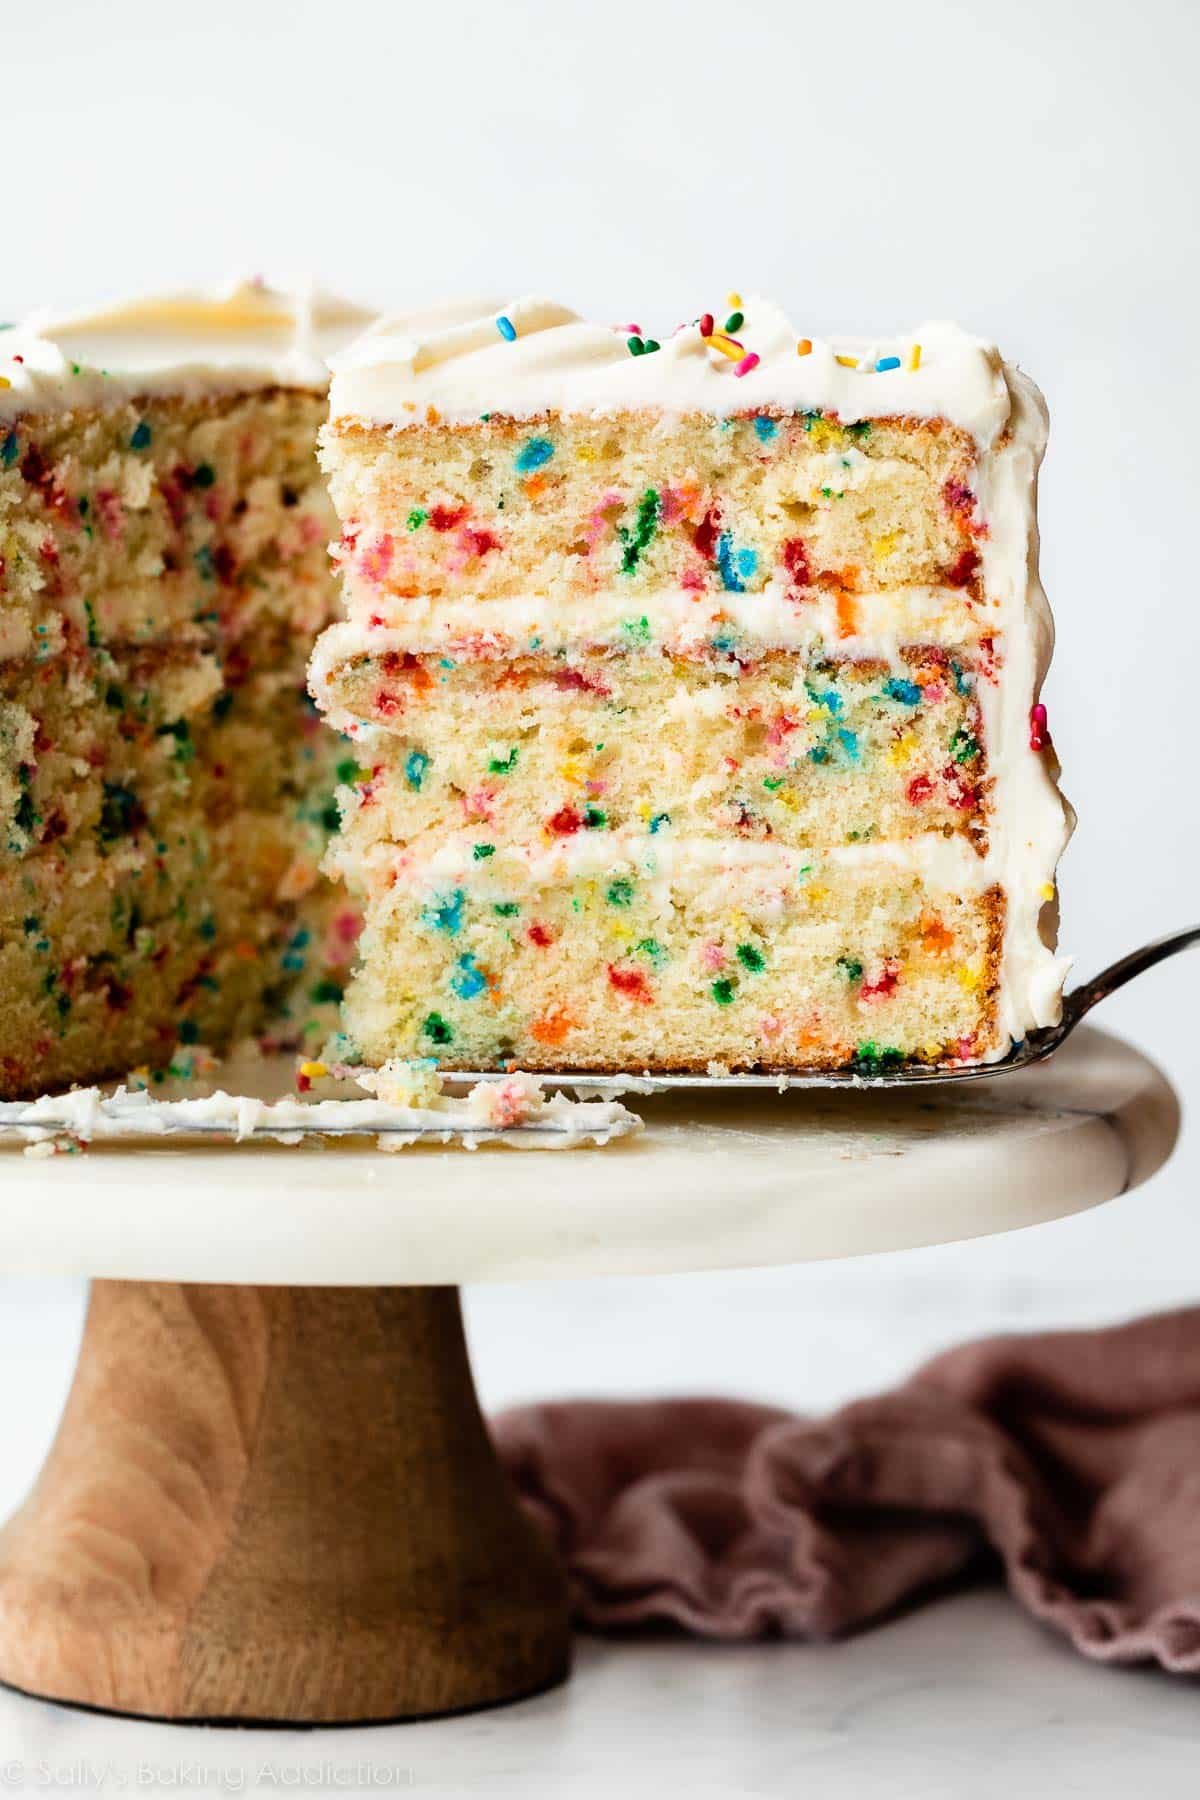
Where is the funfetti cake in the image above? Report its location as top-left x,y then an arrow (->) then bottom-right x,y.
311,296 -> 1072,1074
0,281 -> 372,1097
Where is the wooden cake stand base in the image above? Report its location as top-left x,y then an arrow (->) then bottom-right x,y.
0,1283 -> 569,1724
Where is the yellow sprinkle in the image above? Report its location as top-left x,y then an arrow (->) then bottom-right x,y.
1039,882 -> 1055,902
706,332 -> 743,361
805,882 -> 829,905
0,375 -> 10,390
835,355 -> 859,369
955,964 -> 983,994
796,337 -> 812,356
871,530 -> 900,562
908,343 -> 922,371
726,291 -> 742,309
558,757 -> 584,785
887,731 -> 917,769
575,444 -> 598,463
299,1060 -> 328,1080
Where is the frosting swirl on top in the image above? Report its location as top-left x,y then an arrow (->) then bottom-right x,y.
0,278 -> 374,419
329,296 -> 1016,446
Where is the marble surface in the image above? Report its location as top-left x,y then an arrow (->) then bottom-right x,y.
0,1027 -> 1179,1283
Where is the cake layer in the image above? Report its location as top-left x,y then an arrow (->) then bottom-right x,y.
0,388 -> 336,664
337,836 -> 1003,1072
317,646 -> 989,862
324,410 -> 984,610
0,640 -> 353,1097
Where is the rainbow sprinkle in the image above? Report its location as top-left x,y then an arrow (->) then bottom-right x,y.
495,315 -> 517,342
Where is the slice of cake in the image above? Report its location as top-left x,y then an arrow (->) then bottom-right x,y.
311,297 -> 1071,1073
0,281 -> 372,1096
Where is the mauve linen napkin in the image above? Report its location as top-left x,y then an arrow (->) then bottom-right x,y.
494,1308 -> 1200,1672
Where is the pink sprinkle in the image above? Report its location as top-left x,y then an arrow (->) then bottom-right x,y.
734,352 -> 760,378
1029,703 -> 1050,751
700,942 -> 726,973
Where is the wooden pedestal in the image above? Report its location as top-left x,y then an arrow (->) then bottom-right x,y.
0,1282 -> 570,1724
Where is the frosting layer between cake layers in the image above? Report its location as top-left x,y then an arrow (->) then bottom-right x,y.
312,297 -> 1072,1070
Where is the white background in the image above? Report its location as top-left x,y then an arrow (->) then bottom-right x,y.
2,0 -> 1199,1785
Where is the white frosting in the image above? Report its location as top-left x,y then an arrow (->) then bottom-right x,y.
0,278 -> 374,420
0,1073 -> 639,1152
329,297 -> 1013,445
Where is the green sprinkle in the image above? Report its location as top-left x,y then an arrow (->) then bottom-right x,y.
711,977 -> 737,1006
488,746 -> 519,774
618,489 -> 661,575
606,878 -> 634,906
583,805 -> 607,829
621,615 -> 652,645
845,421 -> 872,440
763,775 -> 785,792
493,901 -> 520,916
406,507 -> 427,530
192,462 -> 216,488
83,598 -> 100,649
724,310 -> 744,333
422,1012 -> 454,1046
854,1042 -> 904,1074
635,938 -> 666,964
310,977 -> 345,1005
837,956 -> 864,982
736,943 -> 765,973
473,842 -> 496,860
336,757 -> 368,784
951,728 -> 980,764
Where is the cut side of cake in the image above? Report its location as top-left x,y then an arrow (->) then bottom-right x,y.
312,297 -> 1072,1073
0,283 -> 372,1096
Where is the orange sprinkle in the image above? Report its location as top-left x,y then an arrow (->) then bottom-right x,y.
796,338 -> 812,357
531,1006 -> 576,1046
920,913 -> 955,955
522,473 -> 549,499
425,404 -> 442,424
233,940 -> 258,962
835,592 -> 860,637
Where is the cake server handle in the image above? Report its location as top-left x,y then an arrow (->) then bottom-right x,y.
1062,925 -> 1200,1031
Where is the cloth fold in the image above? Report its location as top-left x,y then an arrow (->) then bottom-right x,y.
493,1307 -> 1200,1672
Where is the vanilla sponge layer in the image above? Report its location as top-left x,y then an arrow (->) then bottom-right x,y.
320,647 -> 990,864
0,639 -> 347,1097
340,838 -> 1003,1072
0,388 -> 335,664
322,409 -> 982,611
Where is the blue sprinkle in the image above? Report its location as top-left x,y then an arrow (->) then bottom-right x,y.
753,416 -> 778,442
875,356 -> 902,373
405,749 -> 430,791
421,889 -> 466,936
496,315 -> 517,342
837,726 -> 861,762
715,533 -> 758,592
649,812 -> 671,834
710,633 -> 737,653
883,677 -> 922,705
807,684 -> 844,717
0,429 -> 17,468
130,420 -> 152,450
450,953 -> 488,1000
515,435 -> 554,473
808,745 -> 831,765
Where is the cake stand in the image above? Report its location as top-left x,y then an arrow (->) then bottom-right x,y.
0,1023 -> 1178,1727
